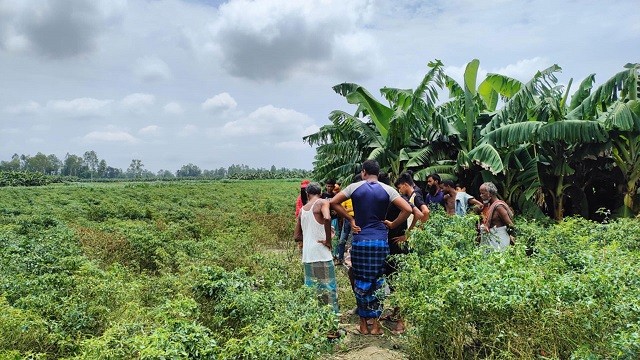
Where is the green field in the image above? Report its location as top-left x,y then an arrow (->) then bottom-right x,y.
0,180 -> 346,359
2,180 -> 640,359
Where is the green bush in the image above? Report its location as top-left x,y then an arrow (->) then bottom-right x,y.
0,180 -> 340,359
393,212 -> 640,359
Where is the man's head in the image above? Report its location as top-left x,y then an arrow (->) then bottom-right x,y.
441,179 -> 456,195
394,173 -> 414,196
479,182 -> 498,203
455,183 -> 466,193
306,182 -> 322,196
426,173 -> 441,191
361,159 -> 380,176
324,179 -> 336,193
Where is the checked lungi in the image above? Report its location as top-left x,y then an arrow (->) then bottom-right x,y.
304,260 -> 339,313
350,238 -> 389,318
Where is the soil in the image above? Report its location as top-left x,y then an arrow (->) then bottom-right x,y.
322,313 -> 409,360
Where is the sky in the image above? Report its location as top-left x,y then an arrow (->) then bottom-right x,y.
1,0 -> 639,173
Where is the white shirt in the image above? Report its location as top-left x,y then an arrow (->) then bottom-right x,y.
299,199 -> 333,263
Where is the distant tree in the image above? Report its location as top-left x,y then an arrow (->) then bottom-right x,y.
126,159 -> 144,178
0,154 -> 21,171
83,151 -> 99,180
46,154 -> 62,175
104,166 -> 122,178
157,169 -> 175,179
25,152 -> 57,174
97,159 -> 108,178
176,163 -> 202,177
62,153 -> 86,177
270,165 -> 276,172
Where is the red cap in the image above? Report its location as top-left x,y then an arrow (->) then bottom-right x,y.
300,179 -> 310,187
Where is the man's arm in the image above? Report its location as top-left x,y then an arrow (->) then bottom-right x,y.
330,193 -> 360,233
387,196 -> 412,229
294,214 -> 303,249
319,200 -> 332,248
496,205 -> 514,227
468,197 -> 484,212
408,205 -> 422,230
420,204 -> 430,221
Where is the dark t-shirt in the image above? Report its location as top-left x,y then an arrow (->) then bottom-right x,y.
386,195 -> 415,255
425,189 -> 445,207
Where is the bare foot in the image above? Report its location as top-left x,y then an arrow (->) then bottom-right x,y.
369,319 -> 384,335
393,319 -> 405,334
358,318 -> 370,335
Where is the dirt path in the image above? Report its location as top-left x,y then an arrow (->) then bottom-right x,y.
323,313 -> 409,360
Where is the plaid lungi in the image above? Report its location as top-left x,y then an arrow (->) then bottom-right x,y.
350,239 -> 389,318
304,260 -> 339,313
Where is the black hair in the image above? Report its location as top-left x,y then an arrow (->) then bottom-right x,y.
300,187 -> 308,205
442,179 -> 455,188
325,178 -> 336,185
362,159 -> 380,176
378,172 -> 390,185
395,172 -> 414,187
427,173 -> 441,183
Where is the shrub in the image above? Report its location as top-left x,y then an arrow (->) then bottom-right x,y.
393,212 -> 640,359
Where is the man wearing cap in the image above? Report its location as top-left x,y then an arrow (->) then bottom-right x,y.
295,179 -> 310,217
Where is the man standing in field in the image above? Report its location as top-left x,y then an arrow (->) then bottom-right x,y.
330,160 -> 412,335
478,182 -> 515,251
294,182 -> 339,313
441,179 -> 484,216
425,173 -> 445,209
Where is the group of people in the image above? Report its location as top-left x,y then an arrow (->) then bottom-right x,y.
294,160 -> 515,336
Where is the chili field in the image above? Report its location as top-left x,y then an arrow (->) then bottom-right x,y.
2,180 -> 640,359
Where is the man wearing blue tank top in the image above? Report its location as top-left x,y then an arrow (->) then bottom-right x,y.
330,160 -> 412,335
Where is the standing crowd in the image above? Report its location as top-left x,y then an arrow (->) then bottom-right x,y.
294,160 -> 515,336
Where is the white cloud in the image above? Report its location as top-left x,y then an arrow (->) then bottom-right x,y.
4,101 -> 42,115
31,124 -> 50,132
121,93 -> 155,108
493,57 -> 553,82
163,102 -> 184,115
0,128 -> 22,135
178,124 -> 198,137
83,130 -> 138,144
138,125 -> 161,136
47,97 -> 112,117
274,140 -> 310,150
202,92 -> 237,112
134,56 -> 172,82
216,105 -> 314,142
27,137 -> 44,144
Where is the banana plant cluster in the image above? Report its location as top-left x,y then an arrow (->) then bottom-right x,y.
304,60 -> 640,220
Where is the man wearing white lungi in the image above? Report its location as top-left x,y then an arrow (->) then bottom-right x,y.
478,182 -> 515,252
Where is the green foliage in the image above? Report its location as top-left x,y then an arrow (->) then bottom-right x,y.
393,212 -> 640,359
0,180 -> 338,359
0,171 -> 66,187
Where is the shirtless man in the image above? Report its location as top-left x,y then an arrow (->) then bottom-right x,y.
478,182 -> 515,252
440,180 -> 483,216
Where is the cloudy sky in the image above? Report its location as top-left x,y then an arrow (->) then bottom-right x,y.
1,0 -> 639,172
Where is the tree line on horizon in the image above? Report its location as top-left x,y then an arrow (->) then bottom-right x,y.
0,151 -> 310,181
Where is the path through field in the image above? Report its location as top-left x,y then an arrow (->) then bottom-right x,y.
323,278 -> 410,360
325,314 -> 408,359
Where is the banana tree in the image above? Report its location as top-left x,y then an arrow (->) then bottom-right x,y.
568,63 -> 640,216
305,61 -> 446,181
479,63 -> 617,221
